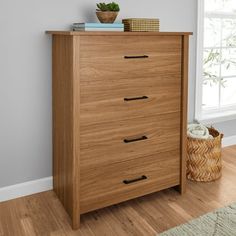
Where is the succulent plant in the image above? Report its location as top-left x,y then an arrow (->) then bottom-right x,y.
96,2 -> 120,12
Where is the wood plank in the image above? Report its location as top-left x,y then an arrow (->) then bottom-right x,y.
46,31 -> 193,36
80,150 -> 180,213
81,112 -> 181,167
110,203 -> 156,236
52,35 -> 80,229
52,34 -> 74,220
80,75 -> 181,104
80,35 -> 182,58
178,35 -> 190,194
81,93 -> 181,126
20,218 -> 37,236
72,35 -> 81,230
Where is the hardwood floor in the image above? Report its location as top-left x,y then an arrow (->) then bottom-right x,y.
1,145 -> 236,236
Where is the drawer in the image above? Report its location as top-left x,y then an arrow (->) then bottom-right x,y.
80,36 -> 182,59
80,36 -> 182,103
81,112 -> 180,167
80,149 -> 180,213
80,93 -> 181,126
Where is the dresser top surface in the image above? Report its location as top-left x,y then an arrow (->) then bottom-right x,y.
46,31 -> 193,36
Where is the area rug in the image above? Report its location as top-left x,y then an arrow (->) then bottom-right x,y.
159,202 -> 236,236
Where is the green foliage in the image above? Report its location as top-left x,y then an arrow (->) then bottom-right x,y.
203,48 -> 236,87
204,18 -> 236,88
96,2 -> 120,12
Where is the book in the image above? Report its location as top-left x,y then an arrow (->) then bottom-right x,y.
73,23 -> 124,29
73,27 -> 124,32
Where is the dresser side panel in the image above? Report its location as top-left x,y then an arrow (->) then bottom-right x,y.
179,35 -> 190,194
52,35 -> 76,220
71,36 -> 81,229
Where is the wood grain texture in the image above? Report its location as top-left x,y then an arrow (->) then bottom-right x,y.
81,77 -> 181,104
80,35 -> 181,58
52,35 -> 74,217
79,36 -> 182,126
80,94 -> 181,126
81,150 -> 180,213
0,145 -> 235,236
46,31 -> 193,36
72,36 -> 81,230
81,112 -> 181,167
52,35 -> 80,229
178,35 -> 190,194
50,33 -> 191,229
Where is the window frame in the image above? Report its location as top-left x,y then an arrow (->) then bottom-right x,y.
195,0 -> 236,124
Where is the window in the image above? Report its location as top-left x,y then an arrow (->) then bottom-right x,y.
196,0 -> 236,123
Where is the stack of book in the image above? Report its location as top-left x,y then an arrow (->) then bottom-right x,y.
72,23 -> 124,32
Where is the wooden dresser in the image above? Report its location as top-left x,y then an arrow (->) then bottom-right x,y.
47,31 -> 192,229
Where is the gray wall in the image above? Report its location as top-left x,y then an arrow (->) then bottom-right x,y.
0,0 -> 234,188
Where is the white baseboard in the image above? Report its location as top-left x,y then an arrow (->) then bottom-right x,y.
223,135 -> 236,148
0,176 -> 53,203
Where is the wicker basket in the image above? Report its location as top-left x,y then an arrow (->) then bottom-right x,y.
187,127 -> 223,182
122,18 -> 160,32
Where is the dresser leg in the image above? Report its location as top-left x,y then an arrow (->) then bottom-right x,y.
174,184 -> 186,195
72,215 -> 80,230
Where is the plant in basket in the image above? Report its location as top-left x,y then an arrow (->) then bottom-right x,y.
96,2 -> 120,23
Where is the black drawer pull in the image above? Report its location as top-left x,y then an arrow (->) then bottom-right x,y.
124,55 -> 149,59
123,175 -> 147,184
124,96 -> 148,101
124,136 -> 148,143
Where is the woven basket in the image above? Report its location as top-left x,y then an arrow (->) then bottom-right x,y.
122,18 -> 160,32
187,127 -> 223,182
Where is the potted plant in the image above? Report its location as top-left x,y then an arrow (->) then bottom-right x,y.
96,2 -> 120,23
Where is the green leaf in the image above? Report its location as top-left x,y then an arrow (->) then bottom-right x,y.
96,2 -> 120,11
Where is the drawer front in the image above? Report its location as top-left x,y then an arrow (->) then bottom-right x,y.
79,36 -> 182,213
81,112 -> 180,167
80,150 -> 180,213
80,35 -> 182,103
80,36 -> 182,59
80,93 -> 181,126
